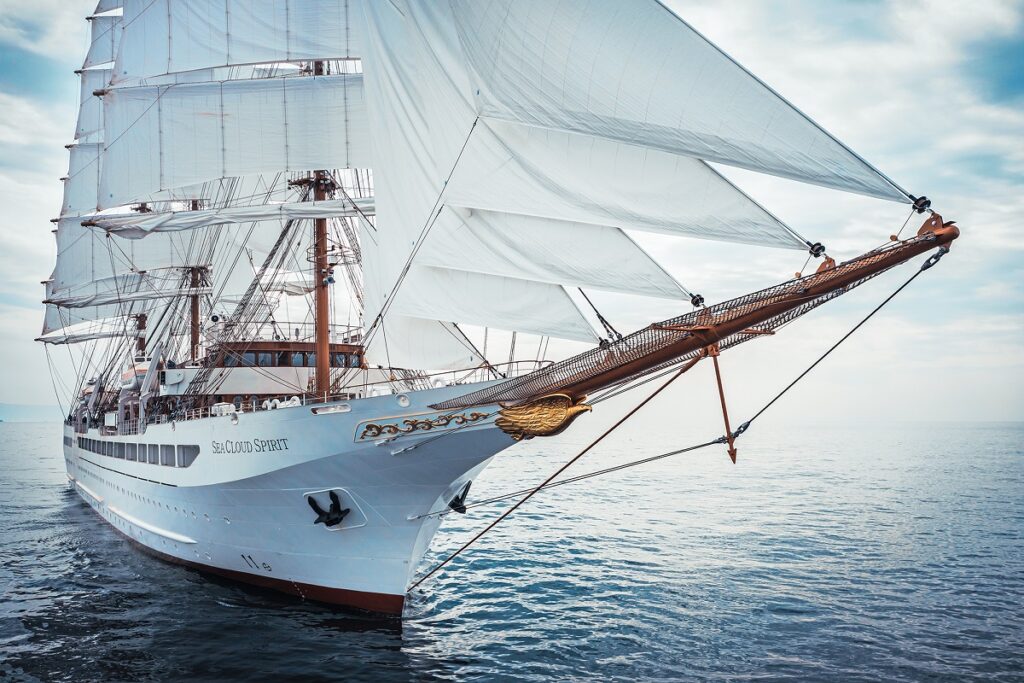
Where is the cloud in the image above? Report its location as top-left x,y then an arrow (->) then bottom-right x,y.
0,0 -> 95,61
0,0 -> 1021,419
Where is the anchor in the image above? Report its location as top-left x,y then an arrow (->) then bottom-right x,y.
447,481 -> 472,514
307,490 -> 351,527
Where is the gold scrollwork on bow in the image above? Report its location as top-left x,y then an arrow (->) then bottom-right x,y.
359,411 -> 490,440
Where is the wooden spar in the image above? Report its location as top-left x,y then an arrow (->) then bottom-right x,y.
135,313 -> 147,356
188,200 -> 202,363
708,346 -> 738,463
189,267 -> 201,362
562,218 -> 959,400
432,215 -> 960,411
312,59 -> 331,397
313,171 -> 331,396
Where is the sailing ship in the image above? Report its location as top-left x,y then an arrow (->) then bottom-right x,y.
41,0 -> 958,615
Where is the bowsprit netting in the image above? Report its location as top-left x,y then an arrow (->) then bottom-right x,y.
432,225 -> 955,410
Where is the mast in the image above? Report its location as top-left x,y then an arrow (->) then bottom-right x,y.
312,60 -> 331,397
135,313 -> 147,356
189,267 -> 202,362
189,199 -> 202,363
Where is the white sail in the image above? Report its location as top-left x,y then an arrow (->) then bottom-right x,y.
393,267 -> 597,344
47,282 -> 212,309
51,217 -> 238,301
358,0 -> 489,367
61,143 -> 102,216
41,280 -> 126,337
115,0 -> 361,83
447,0 -> 908,202
419,208 -> 686,299
447,120 -> 805,249
37,318 -> 139,345
363,317 -> 484,372
359,1 -> 673,367
76,69 -> 111,142
94,0 -> 121,14
83,14 -> 121,69
92,197 -> 375,238
99,74 -> 370,209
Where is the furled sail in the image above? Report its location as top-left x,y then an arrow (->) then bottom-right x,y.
92,197 -> 375,239
114,0 -> 362,83
447,0 -> 909,202
99,74 -> 370,209
37,319 -> 140,346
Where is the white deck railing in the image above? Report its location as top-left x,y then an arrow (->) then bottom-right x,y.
141,360 -> 551,427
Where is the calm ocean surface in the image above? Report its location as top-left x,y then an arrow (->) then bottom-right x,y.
1,420 -> 1021,682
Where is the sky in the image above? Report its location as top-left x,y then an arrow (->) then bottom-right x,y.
0,0 -> 1021,425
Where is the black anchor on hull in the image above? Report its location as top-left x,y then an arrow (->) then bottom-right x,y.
447,481 -> 472,515
307,490 -> 351,527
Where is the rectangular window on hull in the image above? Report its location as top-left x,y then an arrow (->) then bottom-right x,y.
177,445 -> 200,468
126,443 -> 137,461
160,445 -> 175,466
115,443 -> 125,459
148,444 -> 159,464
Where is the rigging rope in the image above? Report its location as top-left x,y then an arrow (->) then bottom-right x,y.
408,355 -> 701,591
409,247 -> 950,589
577,287 -> 622,340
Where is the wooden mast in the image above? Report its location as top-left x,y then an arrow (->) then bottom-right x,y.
189,267 -> 201,362
312,60 -> 331,398
189,199 -> 202,363
135,313 -> 147,356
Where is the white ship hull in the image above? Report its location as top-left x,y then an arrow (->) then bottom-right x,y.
62,383 -> 511,614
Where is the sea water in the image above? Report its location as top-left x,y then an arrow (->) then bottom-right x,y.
1,420 -> 1021,682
